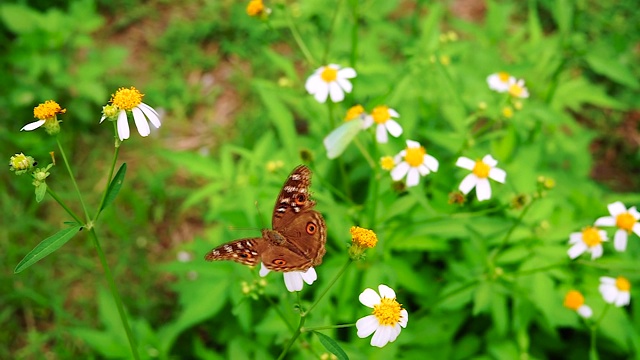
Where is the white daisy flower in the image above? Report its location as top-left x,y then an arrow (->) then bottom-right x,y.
567,226 -> 608,260
22,100 -> 66,135
391,140 -> 439,187
356,284 -> 408,348
456,154 -> 506,201
305,64 -> 356,103
563,290 -> 592,318
486,72 -> 514,93
599,276 -> 631,307
594,201 -> 640,251
259,263 -> 317,292
100,86 -> 161,141
363,105 -> 403,143
507,78 -> 529,98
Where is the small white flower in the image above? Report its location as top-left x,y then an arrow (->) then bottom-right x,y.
391,140 -> 439,187
363,105 -> 403,143
487,72 -> 514,92
356,284 -> 408,348
563,290 -> 592,319
507,78 -> 529,98
259,263 -> 317,292
567,226 -> 608,260
594,201 -> 640,251
456,154 -> 506,201
599,276 -> 631,307
305,64 -> 356,103
100,87 -> 161,141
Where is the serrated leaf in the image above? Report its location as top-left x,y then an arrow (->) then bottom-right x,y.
35,183 -> 47,203
14,225 -> 82,273
101,163 -> 126,211
315,332 -> 349,360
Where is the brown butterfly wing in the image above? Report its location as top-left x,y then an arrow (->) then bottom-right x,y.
204,237 -> 267,266
272,165 -> 315,229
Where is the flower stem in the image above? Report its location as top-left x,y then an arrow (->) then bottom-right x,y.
301,323 -> 355,332
348,0 -> 359,68
302,259 -> 353,317
488,195 -> 538,265
284,3 -> 315,66
322,0 -> 343,64
88,228 -> 140,360
56,137 -> 91,222
45,187 -> 83,224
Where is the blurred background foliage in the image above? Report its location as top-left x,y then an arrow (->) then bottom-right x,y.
1,0 -> 639,359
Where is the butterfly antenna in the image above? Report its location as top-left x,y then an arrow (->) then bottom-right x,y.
255,200 -> 267,229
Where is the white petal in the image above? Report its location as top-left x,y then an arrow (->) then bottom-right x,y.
456,157 -> 475,170
423,154 -> 439,172
388,108 -> 400,118
615,291 -> 630,307
283,272 -> 303,292
328,82 -> 345,103
314,84 -> 329,103
597,230 -> 608,241
489,167 -> 506,183
385,120 -> 403,137
569,232 -> 583,244
300,267 -> 317,285
359,288 -> 381,308
599,283 -> 617,303
482,154 -> 498,167
398,309 -> 408,328
405,140 -> 420,148
99,115 -> 106,123
378,284 -> 396,299
356,315 -> 379,338
336,77 -> 353,93
375,124 -> 388,143
132,107 -> 151,137
21,120 -> 46,131
577,305 -> 592,318
475,178 -> 492,201
459,174 -> 478,194
629,207 -> 640,220
417,164 -> 431,176
337,67 -> 356,79
362,116 -> 374,129
590,244 -> 603,259
632,223 -> 640,237
568,242 -> 587,259
387,324 -> 401,343
613,230 -> 628,251
405,168 -> 420,187
305,74 -> 322,94
371,325 -> 391,347
607,201 -> 627,217
600,277 -> 616,285
116,110 -> 130,140
259,263 -> 270,277
393,151 -> 405,164
139,103 -> 161,128
391,162 -> 410,181
594,216 -> 616,227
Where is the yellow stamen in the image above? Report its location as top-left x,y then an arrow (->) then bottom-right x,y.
581,227 -> 602,247
563,290 -> 585,311
404,146 -> 426,167
502,106 -> 513,118
350,226 -> 378,249
616,212 -> 636,232
320,67 -> 338,83
344,105 -> 365,121
498,72 -> 510,82
371,106 -> 391,124
508,83 -> 524,97
380,156 -> 395,171
110,87 -> 144,111
372,297 -> 403,326
616,276 -> 631,291
33,100 -> 66,120
472,160 -> 490,178
246,0 -> 265,16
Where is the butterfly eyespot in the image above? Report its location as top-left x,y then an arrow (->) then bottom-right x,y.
294,194 -> 306,205
239,253 -> 249,258
273,259 -> 287,266
306,222 -> 317,234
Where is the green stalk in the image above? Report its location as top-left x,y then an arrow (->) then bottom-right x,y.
302,259 -> 353,317
56,137 -> 91,222
302,323 -> 355,332
45,187 -> 83,224
488,195 -> 538,265
88,228 -> 140,360
285,4 -> 315,66
277,316 -> 305,360
322,0 -> 344,64
94,144 -> 121,222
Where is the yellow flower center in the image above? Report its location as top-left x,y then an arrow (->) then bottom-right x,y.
33,100 -> 66,120
320,67 -> 338,83
371,106 -> 391,124
344,104 -> 365,121
350,226 -> 378,248
404,146 -> 426,167
246,0 -> 265,16
616,276 -> 631,291
616,212 -> 636,232
563,290 -> 585,311
372,297 -> 403,326
581,226 -> 602,247
10,153 -> 31,170
502,106 -> 513,118
380,156 -> 395,171
498,72 -> 511,82
472,160 -> 490,178
110,87 -> 144,111
508,83 -> 524,97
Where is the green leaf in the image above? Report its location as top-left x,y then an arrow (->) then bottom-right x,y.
14,225 -> 83,273
0,4 -> 39,34
35,183 -> 47,203
101,163 -> 127,211
315,332 -> 349,360
472,281 -> 492,316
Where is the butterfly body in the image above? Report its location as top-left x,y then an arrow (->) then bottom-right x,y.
205,165 -> 326,272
